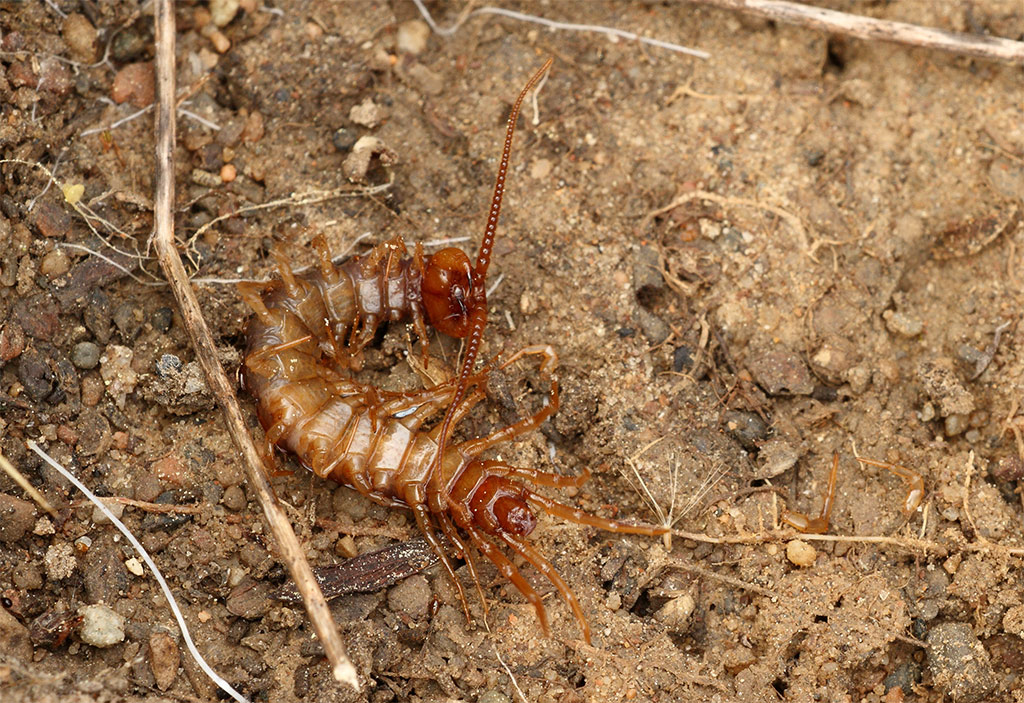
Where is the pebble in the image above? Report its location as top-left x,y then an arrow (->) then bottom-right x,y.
654,592 -> 695,633
722,410 -> 768,450
99,345 -> 138,408
111,61 -> 155,108
0,603 -> 32,663
40,248 -> 70,278
71,341 -> 101,369
396,19 -> 430,55
786,539 -> 816,567
883,310 -> 924,338
747,348 -> 814,395
148,631 -> 180,690
62,13 -> 98,62
78,604 -> 125,648
17,350 -> 55,401
30,201 -> 70,238
209,0 -> 240,27
387,574 -> 431,621
44,542 -> 78,581
349,98 -> 384,128
925,622 -> 996,702
0,493 -> 36,543
222,484 -> 246,511
0,320 -> 25,361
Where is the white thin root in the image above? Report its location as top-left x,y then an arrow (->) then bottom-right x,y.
27,440 -> 251,703
412,0 -> 709,59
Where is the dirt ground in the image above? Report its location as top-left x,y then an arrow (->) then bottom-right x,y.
1,1 -> 1024,702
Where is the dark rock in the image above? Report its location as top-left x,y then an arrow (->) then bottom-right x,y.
13,294 -> 59,341
83,290 -> 113,343
17,350 -> 55,402
151,307 -> 173,332
722,410 -> 769,450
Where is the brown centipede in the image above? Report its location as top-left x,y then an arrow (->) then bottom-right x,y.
239,60 -> 666,642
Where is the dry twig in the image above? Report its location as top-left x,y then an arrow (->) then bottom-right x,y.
150,0 -> 359,689
687,0 -> 1024,63
0,451 -> 57,517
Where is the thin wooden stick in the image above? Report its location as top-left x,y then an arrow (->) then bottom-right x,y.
150,0 -> 359,690
688,0 -> 1024,63
0,451 -> 57,517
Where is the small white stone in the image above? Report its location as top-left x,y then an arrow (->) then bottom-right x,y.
396,19 -> 430,55
78,604 -> 126,648
786,539 -> 816,567
125,557 -> 145,576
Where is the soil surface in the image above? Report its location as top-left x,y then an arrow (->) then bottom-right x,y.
2,2 -> 1024,702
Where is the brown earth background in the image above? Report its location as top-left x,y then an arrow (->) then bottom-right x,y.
1,1 -> 1024,702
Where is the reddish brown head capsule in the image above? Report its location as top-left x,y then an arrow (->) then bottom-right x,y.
422,247 -> 474,338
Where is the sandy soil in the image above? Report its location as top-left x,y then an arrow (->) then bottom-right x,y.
1,1 -> 1024,702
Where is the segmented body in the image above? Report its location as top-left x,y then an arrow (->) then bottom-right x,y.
239,60 -> 666,642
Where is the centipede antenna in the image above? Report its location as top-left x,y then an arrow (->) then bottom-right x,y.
432,58 -> 555,498
523,489 -> 668,537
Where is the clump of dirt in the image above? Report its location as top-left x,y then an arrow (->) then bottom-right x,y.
1,2 -> 1023,702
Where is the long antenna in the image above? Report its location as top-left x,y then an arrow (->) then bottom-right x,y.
432,58 -> 554,492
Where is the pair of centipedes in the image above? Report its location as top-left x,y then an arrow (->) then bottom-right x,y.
238,59 -> 665,644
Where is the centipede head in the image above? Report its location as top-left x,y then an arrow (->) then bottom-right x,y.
422,247 -> 475,338
468,474 -> 538,536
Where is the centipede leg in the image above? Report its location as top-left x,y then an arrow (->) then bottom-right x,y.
780,452 -> 839,534
271,247 -> 305,301
499,531 -> 591,645
855,456 -> 925,515
238,281 -> 274,322
522,490 -> 667,536
475,460 -> 592,489
311,234 -> 340,284
458,379 -> 559,458
436,511 -> 489,620
463,524 -> 550,638
410,501 -> 471,622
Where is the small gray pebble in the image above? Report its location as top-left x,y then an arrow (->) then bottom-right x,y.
71,341 -> 101,369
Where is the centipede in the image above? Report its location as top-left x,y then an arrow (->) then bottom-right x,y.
238,59 -> 666,642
